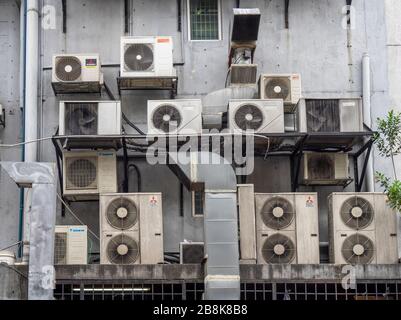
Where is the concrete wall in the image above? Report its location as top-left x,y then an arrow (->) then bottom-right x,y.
0,0 -> 395,259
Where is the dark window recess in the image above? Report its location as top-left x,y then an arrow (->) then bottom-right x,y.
65,103 -> 98,135
306,99 -> 340,132
189,0 -> 219,40
193,191 -> 204,216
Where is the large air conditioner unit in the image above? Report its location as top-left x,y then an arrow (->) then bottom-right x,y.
62,150 -> 117,201
255,193 -> 320,264
52,54 -> 103,92
54,225 -> 88,265
148,99 -> 202,135
301,152 -> 349,185
59,101 -> 121,136
100,193 -> 164,265
259,74 -> 302,110
298,98 -> 363,133
180,242 -> 205,264
328,193 -> 398,264
121,36 -> 175,78
228,99 -> 284,134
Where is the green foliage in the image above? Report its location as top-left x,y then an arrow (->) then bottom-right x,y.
373,110 -> 401,213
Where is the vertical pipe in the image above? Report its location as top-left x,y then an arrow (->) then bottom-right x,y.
362,53 -> 375,192
23,0 -> 39,262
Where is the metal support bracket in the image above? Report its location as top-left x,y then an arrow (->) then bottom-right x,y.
353,138 -> 374,192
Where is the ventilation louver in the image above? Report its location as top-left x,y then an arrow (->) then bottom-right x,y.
234,104 -> 264,131
106,234 -> 140,265
55,56 -> 82,82
106,197 -> 138,230
264,77 -> 291,101
152,104 -> 182,133
66,157 -> 97,190
261,234 -> 295,264
124,43 -> 154,72
340,196 -> 374,230
65,103 -> 98,135
261,197 -> 295,230
341,234 -> 375,264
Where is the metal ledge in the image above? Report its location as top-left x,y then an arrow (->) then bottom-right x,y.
117,76 -> 178,98
51,81 -> 102,95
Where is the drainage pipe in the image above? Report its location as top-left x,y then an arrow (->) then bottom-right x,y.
362,53 -> 375,192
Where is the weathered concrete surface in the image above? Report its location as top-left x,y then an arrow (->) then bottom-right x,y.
0,264 -> 28,300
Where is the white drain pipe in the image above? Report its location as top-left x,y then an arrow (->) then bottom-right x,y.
22,0 -> 39,262
362,53 -> 375,192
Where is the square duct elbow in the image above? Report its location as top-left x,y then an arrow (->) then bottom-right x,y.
231,8 -> 261,42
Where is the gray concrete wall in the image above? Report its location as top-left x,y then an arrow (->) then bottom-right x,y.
0,0 -> 395,259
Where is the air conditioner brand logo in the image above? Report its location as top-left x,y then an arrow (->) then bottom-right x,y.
157,38 -> 170,43
306,196 -> 314,207
85,59 -> 98,67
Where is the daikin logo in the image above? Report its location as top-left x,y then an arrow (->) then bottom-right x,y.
145,128 -> 256,176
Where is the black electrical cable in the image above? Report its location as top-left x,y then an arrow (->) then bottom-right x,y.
128,163 -> 142,192
122,138 -> 129,193
122,112 -> 146,135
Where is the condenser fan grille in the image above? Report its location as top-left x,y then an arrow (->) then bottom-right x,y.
66,157 -> 97,190
264,77 -> 291,101
152,104 -> 182,133
305,99 -> 340,132
65,103 -> 98,135
262,234 -> 295,264
54,232 -> 67,265
234,104 -> 264,131
261,197 -> 295,230
106,234 -> 139,264
340,196 -> 374,230
55,56 -> 82,82
124,43 -> 154,71
106,197 -> 138,230
341,234 -> 374,264
307,154 -> 335,180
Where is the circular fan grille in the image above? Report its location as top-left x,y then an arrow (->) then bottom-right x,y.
234,104 -> 264,131
106,234 -> 139,264
67,159 -> 97,189
340,196 -> 374,230
152,104 -> 182,133
65,106 -> 97,135
55,56 -> 82,81
261,197 -> 295,230
261,234 -> 295,264
341,234 -> 374,264
124,44 -> 154,71
264,78 -> 291,101
106,197 -> 138,230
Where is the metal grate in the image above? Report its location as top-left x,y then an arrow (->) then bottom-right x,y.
66,157 -> 98,190
65,102 -> 98,136
54,232 -> 67,265
306,99 -> 340,132
54,280 -> 401,301
189,0 -> 220,40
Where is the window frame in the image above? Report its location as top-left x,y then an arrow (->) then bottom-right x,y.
187,0 -> 222,42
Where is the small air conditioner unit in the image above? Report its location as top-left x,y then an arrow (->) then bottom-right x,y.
121,36 -> 175,78
255,193 -> 320,264
62,150 -> 117,201
180,242 -> 205,264
328,193 -> 398,264
52,54 -> 103,93
54,225 -> 88,265
148,99 -> 202,135
100,193 -> 164,265
297,98 -> 363,133
230,64 -> 258,85
59,101 -> 121,136
259,74 -> 302,110
301,152 -> 349,185
228,99 -> 284,134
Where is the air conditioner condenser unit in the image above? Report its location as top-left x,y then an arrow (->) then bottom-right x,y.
54,225 -> 88,265
180,242 -> 205,264
52,54 -> 103,93
148,99 -> 202,135
100,193 -> 164,265
328,193 -> 398,264
121,36 -> 175,78
228,99 -> 284,134
297,98 -> 363,133
59,101 -> 121,136
62,150 -> 117,201
301,152 -> 350,186
255,193 -> 320,264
